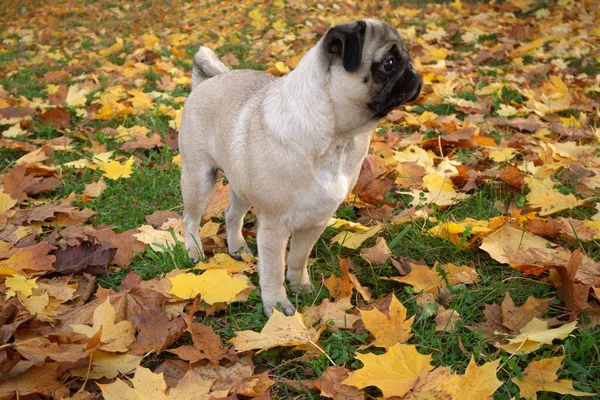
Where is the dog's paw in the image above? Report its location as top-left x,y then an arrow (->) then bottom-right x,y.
186,246 -> 204,262
263,298 -> 296,317
289,282 -> 314,295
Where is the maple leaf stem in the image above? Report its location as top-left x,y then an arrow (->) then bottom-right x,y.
78,352 -> 94,393
310,340 -> 337,366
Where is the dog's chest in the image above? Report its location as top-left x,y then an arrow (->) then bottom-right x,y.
287,136 -> 369,229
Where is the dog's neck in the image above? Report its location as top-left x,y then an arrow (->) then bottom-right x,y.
262,44 -> 332,153
263,41 -> 375,157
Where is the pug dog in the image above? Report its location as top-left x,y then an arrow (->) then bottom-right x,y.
179,19 -> 422,316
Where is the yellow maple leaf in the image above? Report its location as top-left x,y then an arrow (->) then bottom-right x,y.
328,217 -> 370,232
496,318 -> 577,354
5,274 -> 38,298
20,292 -> 60,322
272,20 -> 286,31
496,104 -> 519,117
342,343 -> 434,398
512,356 -> 591,399
141,33 -> 160,47
274,61 -> 290,74
302,297 -> 359,331
0,191 -> 18,214
479,224 -> 552,264
331,224 -> 382,249
128,89 -> 154,110
99,366 -> 223,400
65,84 -> 88,107
525,177 -> 586,216
97,156 -> 134,180
70,298 -> 136,352
407,189 -> 469,207
168,270 -> 249,303
194,253 -> 254,274
422,173 -> 454,192
70,350 -> 142,379
2,123 -> 26,138
133,224 -> 181,252
359,295 -> 414,349
455,357 -> 502,399
229,309 -> 323,353
199,220 -> 220,237
168,107 -> 183,130
489,147 -> 516,162
172,154 -> 181,166
388,263 -> 443,297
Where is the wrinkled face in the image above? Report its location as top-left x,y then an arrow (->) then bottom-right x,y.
325,20 -> 422,122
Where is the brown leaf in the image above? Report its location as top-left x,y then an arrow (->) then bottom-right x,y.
154,359 -> 190,388
119,132 -> 164,151
499,165 -> 525,190
191,356 -> 254,392
4,164 -> 61,202
500,293 -> 553,332
237,372 -> 274,397
352,157 -> 394,206
435,308 -> 461,332
20,202 -> 95,225
0,362 -> 68,397
38,107 -> 71,129
0,242 -> 56,277
0,106 -> 36,120
52,241 -> 117,275
489,116 -> 544,132
92,227 -> 145,266
360,236 -> 392,265
556,250 -> 592,312
145,209 -> 182,227
323,258 -> 354,300
181,313 -> 229,364
526,218 -> 562,238
129,311 -> 186,355
58,279 -> 166,330
15,332 -> 94,365
316,366 -> 363,400
395,162 -> 426,189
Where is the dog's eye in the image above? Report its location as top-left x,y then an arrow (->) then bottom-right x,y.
382,57 -> 395,73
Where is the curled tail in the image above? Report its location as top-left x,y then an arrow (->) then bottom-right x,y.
192,46 -> 230,89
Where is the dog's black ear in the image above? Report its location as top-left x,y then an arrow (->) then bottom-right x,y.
325,20 -> 366,73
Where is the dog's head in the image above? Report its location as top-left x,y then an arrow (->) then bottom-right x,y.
323,19 -> 422,125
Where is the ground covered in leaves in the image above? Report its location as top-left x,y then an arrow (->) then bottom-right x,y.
1,0 -> 599,399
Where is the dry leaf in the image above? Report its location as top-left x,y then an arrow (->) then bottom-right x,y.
229,309 -> 323,353
168,270 -> 250,303
342,343 -> 433,398
70,298 -> 136,352
359,295 -> 414,349
496,318 -> 578,354
512,356 -> 591,399
360,236 -> 392,265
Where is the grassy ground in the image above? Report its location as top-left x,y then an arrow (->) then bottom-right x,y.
1,0 -> 599,398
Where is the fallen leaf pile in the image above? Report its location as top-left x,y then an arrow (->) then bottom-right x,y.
1,0 -> 599,398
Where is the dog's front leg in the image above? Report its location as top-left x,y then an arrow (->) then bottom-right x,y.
257,221 -> 294,317
286,224 -> 327,293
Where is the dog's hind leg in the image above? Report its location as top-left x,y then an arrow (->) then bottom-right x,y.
226,188 -> 253,257
286,224 -> 326,293
181,162 -> 217,261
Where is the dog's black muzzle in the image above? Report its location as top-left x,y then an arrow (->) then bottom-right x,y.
370,61 -> 422,118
